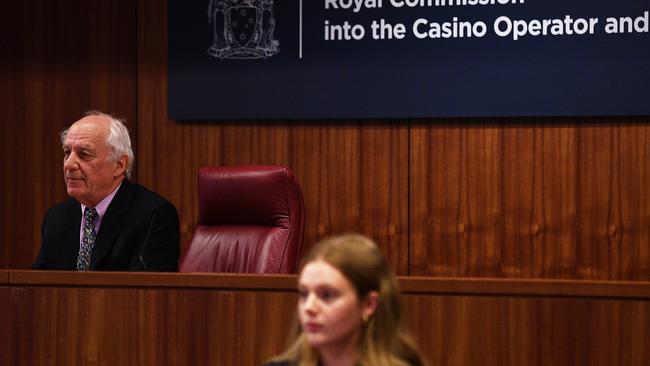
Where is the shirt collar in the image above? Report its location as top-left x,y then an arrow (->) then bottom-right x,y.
81,183 -> 122,219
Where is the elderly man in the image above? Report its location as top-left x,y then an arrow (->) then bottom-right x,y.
32,111 -> 180,271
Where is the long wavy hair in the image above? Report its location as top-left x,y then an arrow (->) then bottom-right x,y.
270,234 -> 427,366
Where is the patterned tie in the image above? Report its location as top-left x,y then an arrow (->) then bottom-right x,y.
77,207 -> 98,271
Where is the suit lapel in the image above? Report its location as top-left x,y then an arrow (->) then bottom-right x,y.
90,180 -> 134,269
62,199 -> 82,269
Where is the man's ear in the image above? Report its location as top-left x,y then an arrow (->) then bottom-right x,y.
114,155 -> 128,178
362,291 -> 379,319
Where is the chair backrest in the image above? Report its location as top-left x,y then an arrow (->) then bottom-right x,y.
179,166 -> 305,273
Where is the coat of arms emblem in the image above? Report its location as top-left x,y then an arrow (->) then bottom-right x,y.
208,0 -> 279,59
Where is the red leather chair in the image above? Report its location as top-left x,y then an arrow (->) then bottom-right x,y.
179,166 -> 305,273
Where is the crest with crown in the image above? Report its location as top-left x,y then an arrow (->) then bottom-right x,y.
208,0 -> 280,59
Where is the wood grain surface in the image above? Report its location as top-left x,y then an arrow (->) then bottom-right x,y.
9,286 -> 296,365
0,281 -> 7,366
410,121 -> 650,279
6,271 -> 650,366
406,295 -> 650,366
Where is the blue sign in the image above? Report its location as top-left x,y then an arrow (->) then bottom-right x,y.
168,0 -> 650,119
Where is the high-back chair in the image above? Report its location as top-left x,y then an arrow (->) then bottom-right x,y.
179,166 -> 305,273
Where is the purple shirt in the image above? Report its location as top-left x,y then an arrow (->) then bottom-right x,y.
79,183 -> 121,243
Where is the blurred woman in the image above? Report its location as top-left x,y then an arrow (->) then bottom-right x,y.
264,234 -> 427,366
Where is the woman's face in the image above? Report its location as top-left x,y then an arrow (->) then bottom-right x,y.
298,259 -> 370,352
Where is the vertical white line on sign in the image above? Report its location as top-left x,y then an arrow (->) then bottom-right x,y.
299,0 -> 303,59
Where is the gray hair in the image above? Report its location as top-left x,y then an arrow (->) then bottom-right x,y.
60,110 -> 134,179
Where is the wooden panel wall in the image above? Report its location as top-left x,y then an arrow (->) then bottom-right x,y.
410,121 -> 650,279
136,0 -> 410,274
137,0 -> 650,279
0,0 -> 137,268
2,0 -> 649,281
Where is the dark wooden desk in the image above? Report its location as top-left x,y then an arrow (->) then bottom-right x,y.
1,270 -> 8,366
6,271 -> 297,366
4,270 -> 650,365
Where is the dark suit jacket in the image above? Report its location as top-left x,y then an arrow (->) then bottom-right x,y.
32,179 -> 180,271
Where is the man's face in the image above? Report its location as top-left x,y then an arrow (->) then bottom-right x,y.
62,117 -> 124,207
